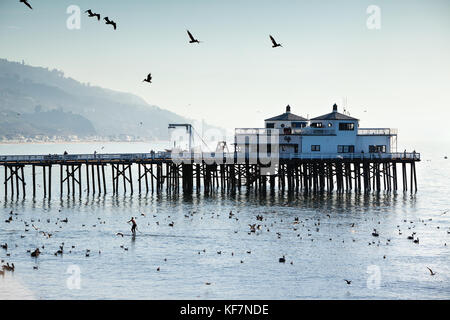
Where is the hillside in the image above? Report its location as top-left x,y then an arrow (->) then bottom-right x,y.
0,58 -> 192,141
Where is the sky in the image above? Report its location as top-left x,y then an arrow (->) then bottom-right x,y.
1,0 -> 450,144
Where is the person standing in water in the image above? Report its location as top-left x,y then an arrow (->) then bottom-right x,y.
127,217 -> 137,235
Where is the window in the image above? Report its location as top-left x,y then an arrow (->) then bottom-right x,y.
338,145 -> 355,153
339,122 -> 355,131
311,145 -> 320,152
369,145 -> 386,153
292,122 -> 306,128
281,124 -> 285,128
266,123 -> 274,129
311,122 -> 323,128
327,122 -> 333,127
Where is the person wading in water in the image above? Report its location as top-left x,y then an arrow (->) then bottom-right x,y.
127,217 -> 138,235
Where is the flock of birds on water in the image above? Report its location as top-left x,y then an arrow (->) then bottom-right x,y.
17,0 -> 284,87
1,205 -> 448,291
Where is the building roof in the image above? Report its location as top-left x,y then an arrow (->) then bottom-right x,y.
310,104 -> 359,121
265,105 -> 308,122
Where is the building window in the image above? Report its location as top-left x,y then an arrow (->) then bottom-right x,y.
311,122 -> 323,128
338,145 -> 355,153
311,145 -> 320,152
292,122 -> 306,128
369,145 -> 386,153
327,122 -> 333,127
266,123 -> 274,129
338,122 -> 355,131
281,124 -> 285,128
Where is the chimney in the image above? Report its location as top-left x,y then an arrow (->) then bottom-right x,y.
332,103 -> 338,112
286,105 -> 291,113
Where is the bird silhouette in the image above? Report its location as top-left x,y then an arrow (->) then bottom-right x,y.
143,73 -> 152,83
427,267 -> 436,276
269,35 -> 282,48
344,279 -> 352,285
85,9 -> 100,21
20,0 -> 32,10
187,30 -> 200,43
104,17 -> 117,30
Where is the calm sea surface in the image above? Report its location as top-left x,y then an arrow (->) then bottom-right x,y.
0,141 -> 449,299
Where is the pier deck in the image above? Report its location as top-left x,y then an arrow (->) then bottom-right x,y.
0,151 -> 420,198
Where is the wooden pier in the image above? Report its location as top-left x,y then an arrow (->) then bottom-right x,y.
0,152 -> 420,198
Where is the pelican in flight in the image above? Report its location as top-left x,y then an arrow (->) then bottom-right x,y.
143,73 -> 152,84
187,30 -> 201,43
104,17 -> 117,30
85,9 -> 100,21
20,0 -> 32,10
269,35 -> 282,48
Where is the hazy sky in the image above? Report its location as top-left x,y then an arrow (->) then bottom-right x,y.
1,0 -> 450,143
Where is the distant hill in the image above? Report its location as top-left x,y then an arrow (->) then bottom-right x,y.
0,58 -> 196,140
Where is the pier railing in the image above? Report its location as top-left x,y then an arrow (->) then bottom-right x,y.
357,128 -> 398,136
0,152 -> 172,163
235,128 -> 398,136
0,151 -> 420,163
0,151 -> 420,198
235,128 -> 336,135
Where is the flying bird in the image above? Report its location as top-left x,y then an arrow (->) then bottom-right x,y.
344,279 -> 352,285
143,73 -> 152,84
104,17 -> 117,30
85,9 -> 100,21
427,267 -> 436,276
187,30 -> 200,43
269,35 -> 282,48
20,0 -> 32,10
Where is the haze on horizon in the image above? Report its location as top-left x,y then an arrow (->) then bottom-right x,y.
1,0 -> 450,144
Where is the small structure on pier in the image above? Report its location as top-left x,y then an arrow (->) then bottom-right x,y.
235,104 -> 397,156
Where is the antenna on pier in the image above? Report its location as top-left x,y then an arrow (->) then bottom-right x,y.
342,96 -> 350,115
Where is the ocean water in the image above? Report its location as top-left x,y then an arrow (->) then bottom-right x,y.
0,141 -> 449,299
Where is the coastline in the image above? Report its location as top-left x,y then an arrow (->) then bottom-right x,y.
0,139 -> 166,145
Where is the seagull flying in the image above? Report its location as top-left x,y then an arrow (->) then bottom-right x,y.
143,73 -> 152,84
104,17 -> 117,30
20,0 -> 32,10
269,35 -> 282,48
187,30 -> 200,43
85,9 -> 100,21
427,267 -> 436,276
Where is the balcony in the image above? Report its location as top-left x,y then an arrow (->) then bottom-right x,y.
235,128 -> 275,135
235,127 -> 336,136
358,128 -> 398,136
